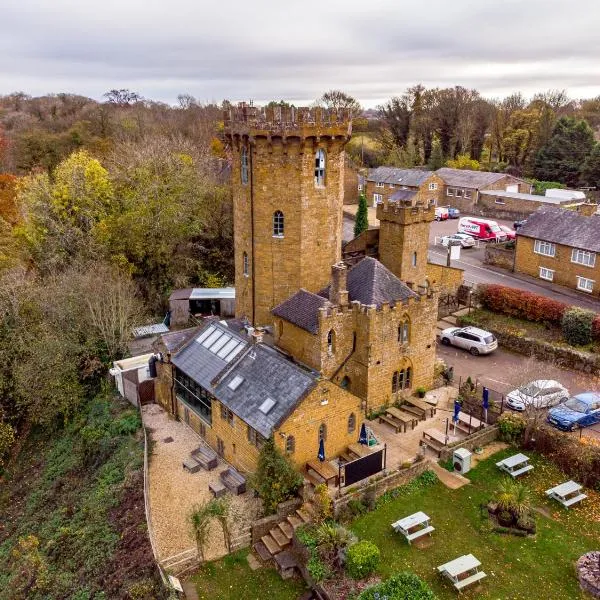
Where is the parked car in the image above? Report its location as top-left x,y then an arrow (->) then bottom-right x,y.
513,219 -> 527,230
547,392 -> 600,431
440,326 -> 498,356
435,207 -> 449,221
440,233 -> 475,248
505,380 -> 569,411
447,207 -> 461,219
457,217 -> 507,242
499,225 -> 516,240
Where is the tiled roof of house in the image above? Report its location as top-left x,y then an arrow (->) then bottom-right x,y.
158,326 -> 202,353
389,189 -> 417,203
214,345 -> 318,438
436,168 -> 511,189
272,289 -> 330,334
367,167 -> 434,187
517,207 -> 600,252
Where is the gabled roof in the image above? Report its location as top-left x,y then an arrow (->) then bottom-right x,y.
517,207 -> 600,252
272,289 -> 330,334
158,326 -> 202,353
214,345 -> 318,438
367,167 -> 434,187
436,168 -> 513,189
389,189 -> 417,203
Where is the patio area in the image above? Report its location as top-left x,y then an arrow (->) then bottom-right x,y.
142,404 -> 262,564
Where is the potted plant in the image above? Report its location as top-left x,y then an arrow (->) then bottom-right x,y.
416,386 -> 426,399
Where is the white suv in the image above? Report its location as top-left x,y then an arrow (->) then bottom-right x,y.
440,326 -> 498,356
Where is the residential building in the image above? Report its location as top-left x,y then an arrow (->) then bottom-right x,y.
476,190 -> 575,221
365,167 -> 443,209
515,207 -> 600,296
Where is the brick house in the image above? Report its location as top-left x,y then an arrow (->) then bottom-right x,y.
434,168 -> 532,213
515,207 -> 600,296
365,167 -> 443,209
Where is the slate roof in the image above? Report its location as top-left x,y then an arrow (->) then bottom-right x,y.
272,289 -> 330,334
517,207 -> 600,252
159,326 -> 202,353
214,345 -> 318,438
389,189 -> 417,203
367,167 -> 434,187
436,168 -> 511,189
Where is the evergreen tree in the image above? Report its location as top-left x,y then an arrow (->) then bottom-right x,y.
428,139 -> 443,170
354,193 -> 369,237
581,143 -> 600,189
533,117 -> 595,187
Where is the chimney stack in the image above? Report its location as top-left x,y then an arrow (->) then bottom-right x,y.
251,328 -> 264,344
577,202 -> 598,217
330,262 -> 349,307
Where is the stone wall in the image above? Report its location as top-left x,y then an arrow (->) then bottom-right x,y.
484,245 -> 515,270
332,459 -> 429,517
251,497 -> 303,544
426,262 -> 464,295
439,426 -> 499,461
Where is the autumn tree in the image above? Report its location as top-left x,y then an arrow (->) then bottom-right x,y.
319,90 -> 362,116
445,154 -> 481,170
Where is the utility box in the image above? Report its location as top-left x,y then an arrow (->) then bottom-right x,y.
453,447 -> 472,474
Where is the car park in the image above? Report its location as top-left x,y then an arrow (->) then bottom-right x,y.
440,326 -> 498,356
499,225 -> 516,240
440,233 -> 475,248
505,380 -> 569,411
547,392 -> 600,431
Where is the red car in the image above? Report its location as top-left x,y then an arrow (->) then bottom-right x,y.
499,225 -> 516,240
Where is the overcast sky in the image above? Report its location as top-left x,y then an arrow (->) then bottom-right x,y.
1,0 -> 599,107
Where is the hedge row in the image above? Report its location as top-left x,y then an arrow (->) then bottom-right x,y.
477,284 -> 568,325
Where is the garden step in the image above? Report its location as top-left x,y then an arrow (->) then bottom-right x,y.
261,533 -> 282,555
270,526 -> 290,548
287,514 -> 303,529
278,521 -> 294,540
296,508 -> 312,523
253,541 -> 273,563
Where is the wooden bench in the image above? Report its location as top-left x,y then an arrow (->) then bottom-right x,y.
378,413 -> 402,433
402,404 -> 425,420
422,437 -> 444,456
209,479 -> 227,498
406,525 -> 435,543
510,464 -> 534,478
220,467 -> 246,495
192,445 -> 218,470
305,470 -> 326,487
454,571 -> 487,590
182,456 -> 203,473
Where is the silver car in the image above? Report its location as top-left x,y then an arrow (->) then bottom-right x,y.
440,326 -> 498,356
440,233 -> 475,248
506,380 -> 569,411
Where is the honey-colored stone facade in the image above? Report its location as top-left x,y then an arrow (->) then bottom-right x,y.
365,173 -> 444,208
515,236 -> 600,297
225,106 -> 352,327
425,263 -> 464,295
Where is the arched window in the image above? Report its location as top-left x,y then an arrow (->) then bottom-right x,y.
273,210 -> 284,237
243,251 -> 249,276
348,413 -> 356,433
392,371 -> 399,394
285,435 -> 295,454
340,376 -> 350,390
327,329 -> 335,353
392,367 -> 412,393
318,423 -> 327,442
398,321 -> 409,343
412,251 -> 417,267
241,146 -> 249,185
405,367 -> 412,389
314,149 -> 326,186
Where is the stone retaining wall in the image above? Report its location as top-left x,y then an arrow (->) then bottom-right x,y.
439,426 -> 499,461
577,552 -> 600,598
251,497 -> 303,544
484,245 -> 515,270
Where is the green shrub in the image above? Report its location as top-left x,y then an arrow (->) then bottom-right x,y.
345,540 -> 380,579
497,412 -> 526,443
347,498 -> 367,517
307,554 -> 330,582
358,571 -> 438,599
562,307 -> 595,346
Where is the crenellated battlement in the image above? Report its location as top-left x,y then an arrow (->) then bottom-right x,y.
224,102 -> 352,140
376,197 -> 436,225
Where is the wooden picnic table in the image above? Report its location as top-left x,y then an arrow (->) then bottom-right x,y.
422,428 -> 449,457
391,511 -> 435,545
386,407 -> 418,430
455,412 -> 484,434
348,442 -> 371,458
406,397 -> 436,419
307,459 -> 339,485
496,453 -> 533,478
545,480 -> 587,508
438,554 -> 487,591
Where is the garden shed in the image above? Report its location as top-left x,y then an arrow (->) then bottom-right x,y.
169,287 -> 236,326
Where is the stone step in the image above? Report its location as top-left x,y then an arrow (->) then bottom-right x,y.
270,526 -> 290,548
287,514 -> 303,529
296,508 -> 312,523
443,315 -> 458,324
253,541 -> 273,563
261,533 -> 282,555
278,520 -> 294,540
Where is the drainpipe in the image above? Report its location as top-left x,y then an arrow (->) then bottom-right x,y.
249,139 -> 256,326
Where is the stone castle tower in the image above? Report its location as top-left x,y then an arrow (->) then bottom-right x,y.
224,104 -> 352,326
376,197 -> 435,288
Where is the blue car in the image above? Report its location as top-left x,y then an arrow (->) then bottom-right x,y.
447,207 -> 460,219
547,392 -> 600,431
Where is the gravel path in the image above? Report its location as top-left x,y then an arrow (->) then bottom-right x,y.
142,404 -> 262,562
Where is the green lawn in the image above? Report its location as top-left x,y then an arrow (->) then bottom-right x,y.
192,549 -> 308,600
351,448 -> 600,599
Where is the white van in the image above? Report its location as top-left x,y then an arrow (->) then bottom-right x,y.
435,207 -> 449,221
457,217 -> 507,241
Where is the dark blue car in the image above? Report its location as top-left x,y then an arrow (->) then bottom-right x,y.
547,392 -> 600,431
447,207 -> 460,219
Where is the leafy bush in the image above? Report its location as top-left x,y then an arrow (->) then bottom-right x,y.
312,483 -> 333,523
561,307 -> 595,346
345,540 -> 380,579
357,571 -> 438,599
307,554 -> 330,582
478,284 -> 568,325
497,412 -> 526,443
347,498 -> 368,517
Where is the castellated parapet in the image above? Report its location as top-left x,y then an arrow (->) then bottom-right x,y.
376,197 -> 436,224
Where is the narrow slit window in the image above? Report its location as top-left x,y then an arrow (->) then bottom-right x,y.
241,146 -> 249,185
315,149 -> 326,186
273,210 -> 284,237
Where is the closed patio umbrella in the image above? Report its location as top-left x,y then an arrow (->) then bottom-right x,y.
358,422 -> 368,445
453,400 -> 461,434
318,438 -> 325,462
